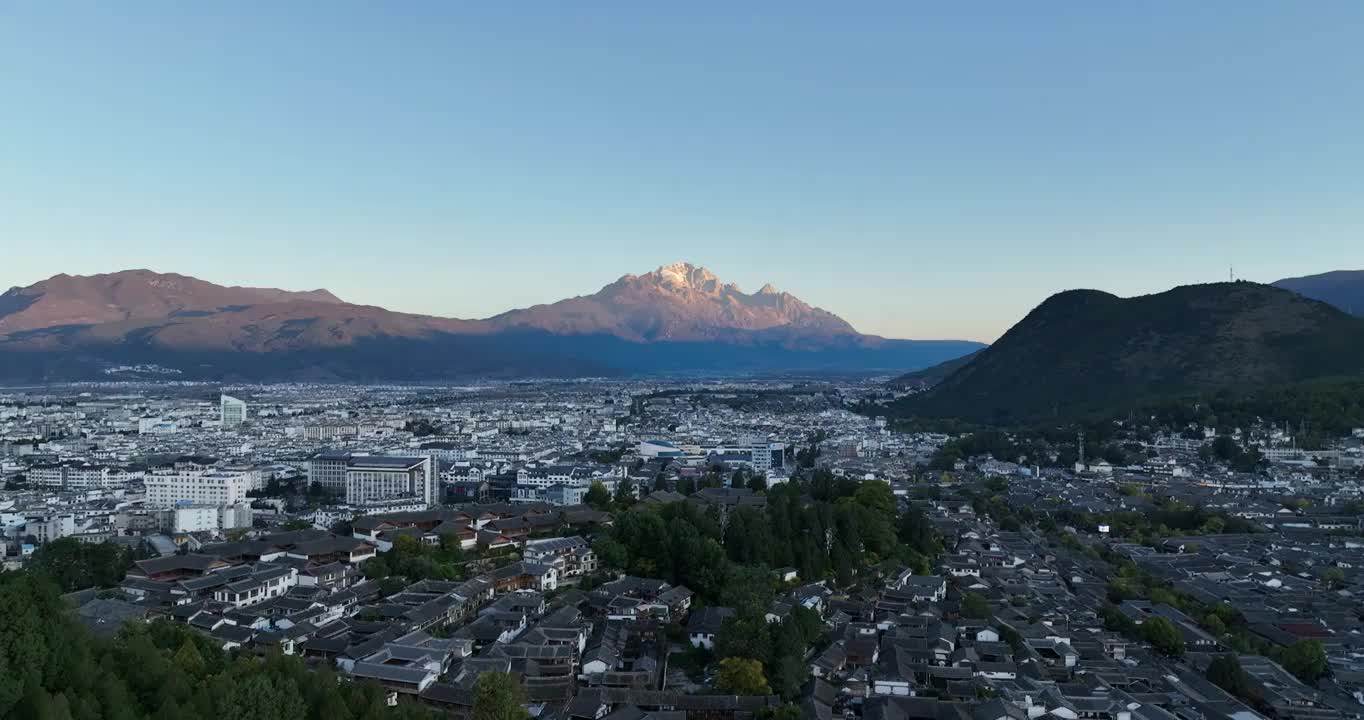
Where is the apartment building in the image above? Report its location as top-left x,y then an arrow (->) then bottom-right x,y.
145,470 -> 250,507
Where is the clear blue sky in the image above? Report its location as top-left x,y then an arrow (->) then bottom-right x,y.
3,2 -> 1362,342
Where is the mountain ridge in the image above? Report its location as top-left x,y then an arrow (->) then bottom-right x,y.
0,269 -> 342,335
1274,269 -> 1364,316
0,264 -> 982,381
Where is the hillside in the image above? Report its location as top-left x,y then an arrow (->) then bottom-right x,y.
894,282 -> 1364,423
0,266 -> 982,381
1274,270 -> 1364,315
889,350 -> 982,389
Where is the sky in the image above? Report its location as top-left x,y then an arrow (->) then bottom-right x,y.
3,2 -> 1362,342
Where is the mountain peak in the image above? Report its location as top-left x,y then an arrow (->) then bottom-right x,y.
647,262 -> 726,293
485,263 -> 861,343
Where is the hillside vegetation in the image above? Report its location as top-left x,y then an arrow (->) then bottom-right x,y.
892,282 -> 1364,424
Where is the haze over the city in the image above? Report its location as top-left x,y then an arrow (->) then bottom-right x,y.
4,2 -> 1363,342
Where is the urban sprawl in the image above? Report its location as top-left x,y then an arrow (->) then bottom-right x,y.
4,380 -> 1364,720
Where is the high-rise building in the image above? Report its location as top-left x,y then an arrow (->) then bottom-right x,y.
220,394 -> 247,426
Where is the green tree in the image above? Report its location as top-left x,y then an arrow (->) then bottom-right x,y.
854,480 -> 896,520
1322,567 -> 1345,590
714,657 -> 771,696
27,538 -> 133,592
473,672 -> 529,720
584,481 -> 611,510
757,706 -> 803,720
767,619 -> 810,700
897,503 -> 942,558
1141,617 -> 1185,658
172,639 -> 206,678
221,674 -> 306,720
716,614 -> 773,663
612,478 -> 635,508
593,537 -> 628,570
1206,654 -> 1254,698
1274,640 -> 1327,684
961,592 -> 992,620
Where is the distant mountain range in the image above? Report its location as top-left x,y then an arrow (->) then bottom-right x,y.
891,281 -> 1364,424
0,265 -> 982,382
1273,269 -> 1364,316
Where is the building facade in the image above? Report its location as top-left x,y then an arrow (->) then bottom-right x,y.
145,470 -> 250,507
344,456 -> 436,507
220,394 -> 247,426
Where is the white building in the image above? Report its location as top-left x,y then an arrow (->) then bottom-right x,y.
138,418 -> 179,435
220,394 -> 247,427
145,470 -> 250,508
26,464 -> 140,490
27,513 -> 76,543
344,456 -> 435,507
168,505 -> 220,533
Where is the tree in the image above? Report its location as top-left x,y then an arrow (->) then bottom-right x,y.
1322,567 -> 1345,590
768,619 -> 810,700
1274,640 -> 1327,684
758,706 -> 803,720
593,537 -> 628,570
746,474 -> 768,493
172,639 -> 206,678
898,503 -> 942,558
1207,654 -> 1254,698
961,592 -> 992,620
717,612 -> 773,661
584,481 -> 611,511
221,674 -> 306,720
714,657 -> 771,696
1141,617 -> 1185,657
27,538 -> 133,592
613,478 -> 635,508
473,672 -> 529,720
854,481 -> 896,520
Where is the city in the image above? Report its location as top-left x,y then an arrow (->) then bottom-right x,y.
3,379 -> 1364,719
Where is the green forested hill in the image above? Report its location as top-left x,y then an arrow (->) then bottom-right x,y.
893,282 -> 1364,424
